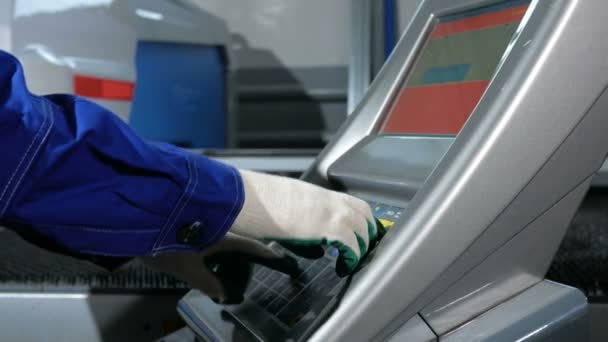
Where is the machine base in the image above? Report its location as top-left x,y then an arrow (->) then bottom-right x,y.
440,280 -> 588,342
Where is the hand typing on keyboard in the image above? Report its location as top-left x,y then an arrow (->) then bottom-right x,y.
230,170 -> 386,276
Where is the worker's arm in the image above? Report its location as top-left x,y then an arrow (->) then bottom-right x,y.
0,50 -> 243,258
0,50 -> 379,277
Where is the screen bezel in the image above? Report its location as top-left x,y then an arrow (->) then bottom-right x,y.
327,0 -> 534,204
376,0 -> 532,137
303,0 -> 539,188
312,0 -> 592,341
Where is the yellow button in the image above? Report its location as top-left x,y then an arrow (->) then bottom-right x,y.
379,219 -> 395,229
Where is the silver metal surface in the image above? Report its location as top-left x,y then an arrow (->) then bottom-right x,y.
397,0 -> 426,35
208,156 -> 314,173
156,326 -> 197,342
177,290 -> 258,342
329,135 -> 453,205
386,315 -> 436,342
417,83 -> 608,333
0,292 -> 182,342
310,0 -> 608,341
347,0 -> 373,114
591,160 -> 608,186
442,281 -> 588,342
190,149 -> 317,173
177,0 -> 607,340
421,178 -> 592,334
371,0 -> 387,80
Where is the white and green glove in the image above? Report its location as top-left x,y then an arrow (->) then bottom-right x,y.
230,169 -> 384,276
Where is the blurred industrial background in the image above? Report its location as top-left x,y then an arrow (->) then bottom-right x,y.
0,0 -> 421,149
0,1 -> 607,341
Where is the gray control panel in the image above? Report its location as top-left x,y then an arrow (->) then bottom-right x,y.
178,0 -> 608,340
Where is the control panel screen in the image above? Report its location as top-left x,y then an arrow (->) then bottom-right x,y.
382,0 -> 530,135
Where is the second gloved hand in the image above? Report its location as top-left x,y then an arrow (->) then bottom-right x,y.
141,233 -> 298,304
230,170 -> 382,276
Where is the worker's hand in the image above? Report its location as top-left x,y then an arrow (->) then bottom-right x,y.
141,233 -> 298,304
230,170 -> 385,276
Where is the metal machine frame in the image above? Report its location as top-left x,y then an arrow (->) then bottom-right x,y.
172,0 -> 608,340
303,0 -> 608,340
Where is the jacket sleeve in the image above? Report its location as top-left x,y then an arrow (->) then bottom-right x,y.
0,50 -> 244,260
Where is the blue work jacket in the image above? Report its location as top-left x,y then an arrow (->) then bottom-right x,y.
0,51 -> 244,267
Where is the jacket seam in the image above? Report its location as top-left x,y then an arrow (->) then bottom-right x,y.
152,244 -> 198,253
0,100 -> 48,210
151,154 -> 198,253
0,99 -> 54,217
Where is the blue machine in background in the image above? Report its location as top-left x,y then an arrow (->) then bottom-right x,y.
129,42 -> 227,148
127,0 -> 233,148
384,0 -> 397,59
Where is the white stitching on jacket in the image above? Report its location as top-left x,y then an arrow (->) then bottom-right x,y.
0,99 -> 53,216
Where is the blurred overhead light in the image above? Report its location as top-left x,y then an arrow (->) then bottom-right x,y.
135,9 -> 164,21
14,0 -> 112,17
23,44 -> 76,68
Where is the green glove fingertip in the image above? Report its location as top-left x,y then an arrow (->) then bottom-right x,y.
375,217 -> 387,239
367,220 -> 377,241
355,232 -> 367,257
330,241 -> 359,277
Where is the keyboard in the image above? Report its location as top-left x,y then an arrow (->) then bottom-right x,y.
226,202 -> 404,340
245,250 -> 340,328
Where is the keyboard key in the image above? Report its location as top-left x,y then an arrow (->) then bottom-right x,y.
372,205 -> 387,217
256,290 -> 279,309
245,282 -> 259,296
379,218 -> 395,229
306,269 -> 338,294
253,267 -> 272,282
382,206 -> 405,221
309,282 -> 332,295
250,286 -> 269,306
265,271 -> 283,285
299,258 -> 314,270
294,258 -> 314,278
307,262 -> 325,275
280,282 -> 304,301
317,267 -> 340,287
266,296 -> 290,315
312,259 -> 330,271
273,275 -> 293,295
297,264 -> 324,284
277,287 -> 322,328
394,208 -> 404,217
